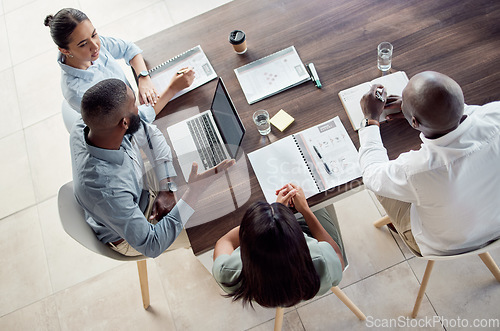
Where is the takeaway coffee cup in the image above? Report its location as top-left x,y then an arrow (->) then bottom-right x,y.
229,30 -> 247,54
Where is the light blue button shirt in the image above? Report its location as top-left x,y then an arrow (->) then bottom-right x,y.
70,118 -> 193,258
59,35 -> 155,123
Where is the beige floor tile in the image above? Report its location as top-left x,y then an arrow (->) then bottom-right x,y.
0,130 -> 36,219
0,68 -> 22,139
155,247 -> 276,331
249,309 -> 305,331
5,0 -> 79,66
0,207 -> 52,317
55,260 -> 175,331
333,190 -> 405,287
0,296 -> 60,331
38,197 -> 124,293
80,0 -> 158,30
407,250 -> 500,329
165,0 -> 233,25
196,248 -> 215,275
24,113 -> 72,202
297,262 -> 441,331
98,1 -> 174,43
14,50 -> 63,128
0,16 -> 12,72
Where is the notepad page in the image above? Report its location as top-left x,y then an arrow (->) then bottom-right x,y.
150,45 -> 217,100
339,71 -> 409,130
247,136 -> 319,203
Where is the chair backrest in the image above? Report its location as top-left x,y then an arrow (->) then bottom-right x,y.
57,181 -> 145,262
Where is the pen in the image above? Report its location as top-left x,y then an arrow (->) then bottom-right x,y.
375,87 -> 386,103
307,63 -> 322,89
177,68 -> 190,75
313,145 -> 332,175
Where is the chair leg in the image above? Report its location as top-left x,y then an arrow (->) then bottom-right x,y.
478,252 -> 500,282
274,307 -> 284,331
373,215 -> 391,228
330,286 -> 366,320
411,260 -> 434,318
137,260 -> 150,309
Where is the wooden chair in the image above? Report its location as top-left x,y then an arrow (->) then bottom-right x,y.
57,181 -> 150,309
374,215 -> 500,318
274,286 -> 365,331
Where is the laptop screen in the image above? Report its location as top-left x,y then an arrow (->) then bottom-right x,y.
211,78 -> 245,158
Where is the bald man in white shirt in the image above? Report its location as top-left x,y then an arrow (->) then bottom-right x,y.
358,71 -> 500,256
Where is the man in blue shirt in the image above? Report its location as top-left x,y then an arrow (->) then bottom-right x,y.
70,78 -> 233,258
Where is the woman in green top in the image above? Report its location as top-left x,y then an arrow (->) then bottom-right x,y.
212,183 -> 347,308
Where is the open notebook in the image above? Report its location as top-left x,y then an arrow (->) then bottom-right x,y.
248,117 -> 361,203
338,71 -> 409,130
148,45 -> 217,100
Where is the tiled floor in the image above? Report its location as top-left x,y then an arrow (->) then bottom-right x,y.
1,0 -> 499,330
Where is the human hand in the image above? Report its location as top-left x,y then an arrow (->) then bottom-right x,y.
138,77 -> 159,106
360,84 -> 387,120
384,95 -> 405,121
169,67 -> 195,94
288,183 -> 310,215
149,191 -> 176,221
276,184 -> 297,207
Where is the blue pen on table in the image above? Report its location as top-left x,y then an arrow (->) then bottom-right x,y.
313,145 -> 332,175
307,63 -> 322,89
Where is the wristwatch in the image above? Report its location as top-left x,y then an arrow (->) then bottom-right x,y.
360,118 -> 380,128
162,181 -> 178,192
137,70 -> 150,79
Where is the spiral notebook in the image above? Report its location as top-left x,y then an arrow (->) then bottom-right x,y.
234,46 -> 311,104
247,117 -> 362,203
148,45 -> 217,100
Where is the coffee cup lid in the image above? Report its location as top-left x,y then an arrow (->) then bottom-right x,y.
229,30 -> 246,45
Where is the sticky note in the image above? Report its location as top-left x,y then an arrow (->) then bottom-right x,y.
270,109 -> 294,132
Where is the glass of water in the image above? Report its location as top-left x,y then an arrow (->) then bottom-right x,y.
253,109 -> 271,135
377,42 -> 393,72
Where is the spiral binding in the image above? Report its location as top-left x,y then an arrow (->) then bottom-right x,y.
292,135 -> 321,192
148,45 -> 200,74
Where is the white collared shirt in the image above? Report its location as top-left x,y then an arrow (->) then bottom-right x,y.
359,102 -> 500,256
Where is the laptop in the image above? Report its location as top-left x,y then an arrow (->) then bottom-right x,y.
167,78 -> 246,182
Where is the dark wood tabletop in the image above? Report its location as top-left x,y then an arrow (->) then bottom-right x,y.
136,0 -> 500,254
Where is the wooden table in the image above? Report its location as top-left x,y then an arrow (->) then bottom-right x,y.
136,0 -> 500,254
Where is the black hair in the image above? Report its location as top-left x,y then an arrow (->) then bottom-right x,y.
81,78 -> 128,128
44,8 -> 88,49
225,201 -> 320,308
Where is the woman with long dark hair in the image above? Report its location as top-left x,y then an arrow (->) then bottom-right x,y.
213,183 -> 347,308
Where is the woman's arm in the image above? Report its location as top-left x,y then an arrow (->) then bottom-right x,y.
213,226 -> 240,261
130,54 -> 195,115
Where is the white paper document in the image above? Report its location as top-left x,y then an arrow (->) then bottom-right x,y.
248,117 -> 362,203
338,71 -> 409,130
234,46 -> 311,104
149,45 -> 217,100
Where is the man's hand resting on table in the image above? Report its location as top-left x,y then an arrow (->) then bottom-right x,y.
149,191 -> 176,221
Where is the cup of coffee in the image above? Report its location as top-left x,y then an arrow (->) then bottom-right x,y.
229,30 -> 247,54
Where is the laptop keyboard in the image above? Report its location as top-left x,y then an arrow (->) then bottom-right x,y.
187,113 -> 228,169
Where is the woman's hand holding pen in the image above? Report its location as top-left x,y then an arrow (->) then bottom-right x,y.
169,67 -> 195,94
